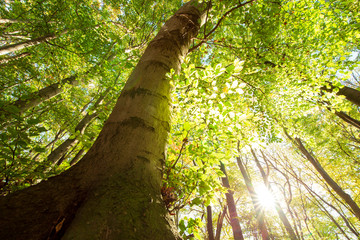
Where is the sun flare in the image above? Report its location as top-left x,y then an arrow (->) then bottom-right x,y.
254,185 -> 276,210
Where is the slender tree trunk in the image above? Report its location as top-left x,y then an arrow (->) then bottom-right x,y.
0,52 -> 30,65
235,156 -> 270,240
1,75 -> 78,119
284,129 -> 360,221
0,1 -> 209,239
207,205 -> 215,240
334,111 -> 360,129
294,171 -> 360,238
215,205 -> 227,240
220,162 -> 245,240
306,195 -> 351,240
70,148 -> 85,166
294,137 -> 360,221
50,112 -> 97,166
322,83 -> 360,108
253,149 -> 298,240
0,34 -> 57,55
51,89 -> 110,166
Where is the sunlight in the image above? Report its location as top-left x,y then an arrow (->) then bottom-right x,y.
254,185 -> 276,211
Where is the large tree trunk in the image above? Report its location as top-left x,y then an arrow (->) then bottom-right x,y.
0,34 -> 57,55
0,1 -> 209,239
235,156 -> 270,240
220,162 -> 245,240
253,149 -> 298,240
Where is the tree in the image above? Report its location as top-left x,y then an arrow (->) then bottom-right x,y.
220,162 -> 245,240
235,155 -> 270,239
0,1 -> 209,239
1,0 -> 360,239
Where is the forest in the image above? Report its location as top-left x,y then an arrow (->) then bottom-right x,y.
0,0 -> 359,239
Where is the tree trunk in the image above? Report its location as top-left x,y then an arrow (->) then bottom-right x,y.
206,205 -> 215,240
253,149 -> 298,240
220,162 -> 245,240
322,83 -> 360,108
49,112 -> 97,166
70,148 -> 85,166
0,1 -> 209,239
282,129 -> 360,222
0,52 -> 30,65
1,75 -> 78,120
334,111 -> 360,129
235,156 -> 270,240
215,205 -> 227,240
0,34 -> 57,55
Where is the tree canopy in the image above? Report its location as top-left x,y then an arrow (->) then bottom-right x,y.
1,0 -> 359,239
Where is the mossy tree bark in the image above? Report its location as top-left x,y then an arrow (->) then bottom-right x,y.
0,1 -> 209,239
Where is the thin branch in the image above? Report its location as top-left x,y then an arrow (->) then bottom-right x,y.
188,0 -> 257,53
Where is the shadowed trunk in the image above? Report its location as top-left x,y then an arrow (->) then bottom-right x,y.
334,111 -> 360,129
322,83 -> 360,108
207,205 -> 215,240
0,1 -> 209,239
69,148 -> 85,166
220,162 -> 245,240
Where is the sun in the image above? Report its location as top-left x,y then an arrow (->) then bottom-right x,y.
254,185 -> 276,211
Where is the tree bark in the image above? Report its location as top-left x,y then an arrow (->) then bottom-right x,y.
235,156 -> 270,240
0,52 -> 30,65
220,162 -> 245,240
322,83 -> 360,108
206,205 -> 215,240
253,149 -> 298,240
334,111 -> 360,130
283,128 -> 360,222
215,205 -> 227,240
0,1 -> 209,239
1,75 -> 78,119
0,34 -> 57,55
69,148 -> 85,166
